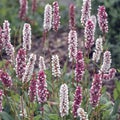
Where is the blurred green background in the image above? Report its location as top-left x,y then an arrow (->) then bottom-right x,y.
0,0 -> 120,68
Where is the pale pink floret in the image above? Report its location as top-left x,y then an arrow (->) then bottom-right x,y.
72,86 -> 82,118
52,1 -> 60,31
97,6 -> 108,33
23,23 -> 32,51
43,4 -> 52,31
90,74 -> 102,107
69,4 -> 75,30
75,50 -> 85,82
16,48 -> 26,79
84,18 -> 95,49
68,30 -> 77,61
37,70 -> 48,103
59,84 -> 69,117
81,0 -> 91,26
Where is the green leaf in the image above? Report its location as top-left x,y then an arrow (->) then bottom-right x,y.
34,115 -> 42,120
0,112 -> 14,120
111,99 -> 120,116
49,114 -> 59,120
113,89 -> 119,100
116,80 -> 120,92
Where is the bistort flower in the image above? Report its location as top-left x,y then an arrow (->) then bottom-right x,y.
81,0 -> 91,26
16,48 -> 26,80
32,0 -> 37,13
22,54 -> 36,83
75,50 -> 85,82
0,27 -> 3,52
72,86 -> 82,118
0,70 -> 12,87
43,4 -> 52,31
92,37 -> 103,62
100,51 -> 111,73
19,0 -> 28,19
5,43 -> 15,62
28,76 -> 37,102
68,30 -> 77,61
69,4 -> 75,30
97,6 -> 108,33
103,68 -> 116,81
23,23 -> 32,51
59,83 -> 69,117
52,55 -> 61,77
90,74 -> 102,107
2,20 -> 11,46
52,1 -> 60,31
37,70 -> 48,103
39,56 -> 46,71
77,107 -> 88,120
84,18 -> 95,49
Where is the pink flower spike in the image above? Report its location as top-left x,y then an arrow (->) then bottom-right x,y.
84,18 -> 95,49
28,76 -> 37,102
75,50 -> 85,82
5,43 -> 15,62
59,84 -> 69,117
0,27 -> 3,52
92,37 -> 103,62
32,0 -> 37,13
81,0 -> 91,26
69,4 -> 75,30
68,30 -> 78,61
97,6 -> 108,33
0,90 -> 3,112
77,108 -> 88,120
109,68 -> 116,79
23,23 -> 32,51
0,70 -> 12,87
90,74 -> 102,107
100,51 -> 111,73
39,56 -> 46,71
22,54 -> 36,83
37,70 -> 48,103
16,48 -> 26,80
103,68 -> 116,81
72,86 -> 82,118
2,20 -> 11,46
52,55 -> 61,77
19,0 -> 28,19
52,1 -> 60,32
43,4 -> 52,31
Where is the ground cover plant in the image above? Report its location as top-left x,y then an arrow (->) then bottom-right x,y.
0,0 -> 120,120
